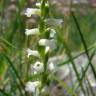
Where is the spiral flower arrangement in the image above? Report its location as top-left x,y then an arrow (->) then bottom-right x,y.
24,0 -> 63,96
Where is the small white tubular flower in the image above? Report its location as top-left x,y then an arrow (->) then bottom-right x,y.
25,8 -> 41,17
36,2 -> 49,7
50,29 -> 56,38
32,61 -> 44,73
45,18 -> 63,28
25,81 -> 40,93
25,28 -> 39,36
38,39 -> 57,50
48,62 -> 55,71
27,48 -> 40,58
38,39 -> 46,46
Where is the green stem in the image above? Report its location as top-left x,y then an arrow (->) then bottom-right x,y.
58,44 -> 95,66
75,48 -> 96,90
0,53 -> 27,96
39,0 -> 49,89
58,33 -> 86,95
71,11 -> 96,81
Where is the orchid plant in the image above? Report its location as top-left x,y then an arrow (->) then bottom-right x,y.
24,0 -> 61,96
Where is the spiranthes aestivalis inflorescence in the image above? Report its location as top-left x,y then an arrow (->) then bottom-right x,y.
24,0 -> 63,95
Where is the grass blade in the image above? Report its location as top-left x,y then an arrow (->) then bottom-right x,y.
0,53 -> 26,96
58,32 -> 86,95
71,11 -> 96,81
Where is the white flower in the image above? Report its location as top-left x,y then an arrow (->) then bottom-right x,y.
25,28 -> 39,36
45,18 -> 63,28
50,29 -> 56,38
25,81 -> 40,93
27,48 -> 40,58
32,61 -> 44,73
36,2 -> 49,7
48,62 -> 55,71
25,8 -> 41,17
38,39 -> 57,50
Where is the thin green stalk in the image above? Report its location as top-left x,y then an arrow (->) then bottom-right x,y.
80,48 -> 96,82
58,45 -> 95,66
81,66 -> 95,96
0,37 -> 17,49
86,76 -> 95,96
41,0 -> 47,18
39,0 -> 49,87
74,44 -> 96,91
84,77 -> 90,96
24,36 -> 30,82
58,34 -> 86,95
0,53 -> 27,96
71,11 -> 96,81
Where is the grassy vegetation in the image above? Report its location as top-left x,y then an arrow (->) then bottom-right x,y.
0,0 -> 96,96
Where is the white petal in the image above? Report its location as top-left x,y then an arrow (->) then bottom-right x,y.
38,39 -> 57,50
50,29 -> 56,38
38,39 -> 47,46
32,61 -> 44,73
25,81 -> 40,93
27,48 -> 40,58
25,8 -> 41,17
25,28 -> 39,36
25,82 -> 35,93
48,62 -> 55,71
